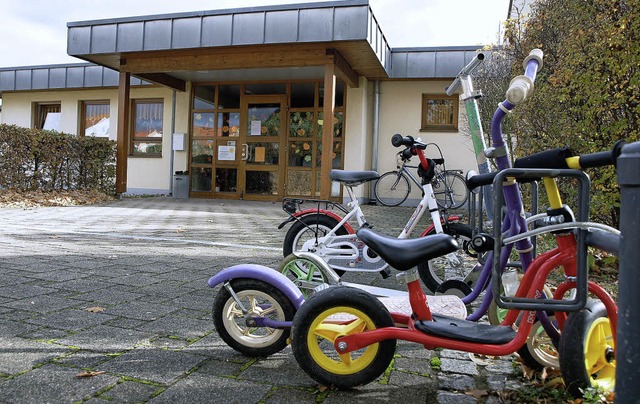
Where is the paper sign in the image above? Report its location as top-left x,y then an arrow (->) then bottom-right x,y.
250,120 -> 262,136
218,145 -> 236,161
254,147 -> 266,163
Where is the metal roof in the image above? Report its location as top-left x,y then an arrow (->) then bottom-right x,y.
0,1 -> 484,94
0,64 -> 150,94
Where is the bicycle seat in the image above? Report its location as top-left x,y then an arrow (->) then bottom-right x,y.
330,170 -> 380,186
356,227 -> 458,271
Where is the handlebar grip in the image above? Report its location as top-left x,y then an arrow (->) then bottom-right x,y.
466,172 -> 497,192
506,75 -> 534,105
391,133 -> 413,147
577,140 -> 626,168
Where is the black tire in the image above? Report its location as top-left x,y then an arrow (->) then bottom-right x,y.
213,279 -> 295,357
291,286 -> 397,388
374,171 -> 411,207
433,171 -> 468,210
416,222 -> 476,294
282,215 -> 349,258
559,300 -> 615,398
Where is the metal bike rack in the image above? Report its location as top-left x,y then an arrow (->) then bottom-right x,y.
616,141 -> 640,400
490,168 -> 591,312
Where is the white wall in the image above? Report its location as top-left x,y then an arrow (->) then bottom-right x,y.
376,80 -> 476,202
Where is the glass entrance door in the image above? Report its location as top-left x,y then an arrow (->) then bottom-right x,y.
239,96 -> 285,200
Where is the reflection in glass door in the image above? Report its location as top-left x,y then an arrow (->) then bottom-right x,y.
239,96 -> 285,200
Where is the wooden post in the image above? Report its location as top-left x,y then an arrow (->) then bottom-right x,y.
116,69 -> 130,195
320,62 -> 336,199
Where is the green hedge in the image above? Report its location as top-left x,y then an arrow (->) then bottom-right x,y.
0,124 -> 116,194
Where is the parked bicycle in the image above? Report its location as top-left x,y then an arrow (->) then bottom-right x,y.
374,149 -> 468,210
277,140 -> 475,294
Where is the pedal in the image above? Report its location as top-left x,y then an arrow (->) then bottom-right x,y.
379,268 -> 391,279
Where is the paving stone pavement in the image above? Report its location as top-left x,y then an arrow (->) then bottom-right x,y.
0,197 -> 525,403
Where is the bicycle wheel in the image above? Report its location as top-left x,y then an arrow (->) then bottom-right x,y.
278,253 -> 328,297
433,171 -> 468,210
559,300 -> 615,398
416,222 -> 476,294
282,215 -> 349,258
213,279 -> 295,357
374,171 -> 411,207
291,286 -> 396,388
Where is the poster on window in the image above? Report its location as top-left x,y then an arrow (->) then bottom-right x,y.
250,120 -> 262,136
218,145 -> 236,161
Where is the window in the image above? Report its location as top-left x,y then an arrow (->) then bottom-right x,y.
131,99 -> 163,156
35,103 -> 61,131
81,101 -> 110,138
421,94 -> 458,132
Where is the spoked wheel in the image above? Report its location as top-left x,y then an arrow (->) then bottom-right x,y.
433,171 -> 468,210
291,286 -> 396,388
282,215 -> 349,257
417,223 -> 477,294
374,171 -> 411,207
213,279 -> 295,357
278,253 -> 328,297
559,300 -> 615,398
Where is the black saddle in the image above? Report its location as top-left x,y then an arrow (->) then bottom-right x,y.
330,170 -> 380,186
355,227 -> 458,271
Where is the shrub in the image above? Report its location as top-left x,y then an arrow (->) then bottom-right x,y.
0,124 -> 116,194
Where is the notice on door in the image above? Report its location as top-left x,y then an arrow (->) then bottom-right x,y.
218,145 -> 236,161
254,146 -> 266,163
250,120 -> 262,136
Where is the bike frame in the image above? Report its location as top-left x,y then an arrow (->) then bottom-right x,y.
286,161 -> 462,273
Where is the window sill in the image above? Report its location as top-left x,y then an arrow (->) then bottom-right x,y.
129,154 -> 163,158
419,128 -> 458,133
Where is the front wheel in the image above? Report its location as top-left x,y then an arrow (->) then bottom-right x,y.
433,171 -> 468,210
291,286 -> 397,388
559,300 -> 615,398
213,279 -> 295,357
374,171 -> 411,207
417,222 -> 476,294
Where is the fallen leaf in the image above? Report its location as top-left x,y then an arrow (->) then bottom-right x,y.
317,384 -> 329,392
85,306 -> 106,313
465,389 -> 488,399
76,371 -> 106,378
468,353 -> 495,366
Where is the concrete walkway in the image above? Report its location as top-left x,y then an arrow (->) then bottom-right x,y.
0,197 -> 523,403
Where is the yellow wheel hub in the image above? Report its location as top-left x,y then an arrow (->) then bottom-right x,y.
307,306 -> 379,375
584,317 -> 615,392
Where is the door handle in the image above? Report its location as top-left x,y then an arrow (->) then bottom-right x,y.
241,144 -> 251,161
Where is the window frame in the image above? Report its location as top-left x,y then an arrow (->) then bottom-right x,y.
80,100 -> 110,138
420,93 -> 459,132
130,98 -> 164,158
34,102 -> 61,131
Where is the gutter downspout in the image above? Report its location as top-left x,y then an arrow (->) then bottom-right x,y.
370,80 -> 380,203
169,90 -> 176,195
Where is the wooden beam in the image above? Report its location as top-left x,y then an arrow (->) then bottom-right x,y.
116,68 -> 130,195
134,73 -> 186,92
122,45 -> 328,73
326,49 -> 359,88
320,63 -> 336,200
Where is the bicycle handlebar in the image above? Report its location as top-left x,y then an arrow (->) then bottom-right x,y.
506,49 -> 543,105
511,140 -> 626,170
391,133 -> 427,150
445,52 -> 486,96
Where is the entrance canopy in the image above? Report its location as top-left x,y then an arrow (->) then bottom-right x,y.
66,0 -> 389,90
